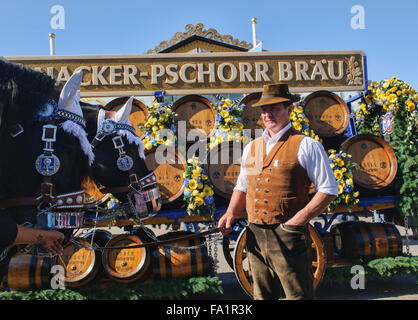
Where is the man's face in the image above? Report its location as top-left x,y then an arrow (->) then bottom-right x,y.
261,103 -> 293,133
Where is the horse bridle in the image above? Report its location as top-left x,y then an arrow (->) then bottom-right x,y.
90,112 -> 162,220
0,99 -> 87,229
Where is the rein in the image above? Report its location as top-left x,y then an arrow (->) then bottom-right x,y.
74,227 -> 223,251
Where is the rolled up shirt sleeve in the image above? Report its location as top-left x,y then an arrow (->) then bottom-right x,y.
233,141 -> 252,193
0,217 -> 18,250
298,137 -> 339,196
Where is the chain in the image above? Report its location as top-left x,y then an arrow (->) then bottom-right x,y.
404,215 -> 411,256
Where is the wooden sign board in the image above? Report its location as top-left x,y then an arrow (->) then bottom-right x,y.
5,51 -> 366,97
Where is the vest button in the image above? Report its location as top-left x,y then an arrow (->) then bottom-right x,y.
264,189 -> 269,193
266,178 -> 270,182
257,177 -> 262,182
254,209 -> 259,213
263,199 -> 268,204
255,199 -> 259,203
256,188 -> 260,192
262,211 -> 267,214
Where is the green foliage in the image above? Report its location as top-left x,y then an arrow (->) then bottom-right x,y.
322,256 -> 418,286
0,276 -> 223,300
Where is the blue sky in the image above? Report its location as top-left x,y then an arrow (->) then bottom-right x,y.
0,0 -> 417,89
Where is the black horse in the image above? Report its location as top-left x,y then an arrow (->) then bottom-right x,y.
81,97 -> 161,223
0,60 -> 91,253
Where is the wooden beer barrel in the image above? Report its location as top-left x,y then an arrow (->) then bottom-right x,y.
57,238 -> 100,288
144,147 -> 186,204
2,254 -> 52,291
331,221 -> 403,261
341,134 -> 397,190
102,233 -> 151,283
239,92 -> 264,136
206,142 -> 242,199
173,95 -> 216,138
105,97 -> 148,138
82,177 -> 109,208
303,91 -> 350,138
152,231 -> 210,280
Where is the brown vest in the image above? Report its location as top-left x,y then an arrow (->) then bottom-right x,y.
245,127 -> 311,225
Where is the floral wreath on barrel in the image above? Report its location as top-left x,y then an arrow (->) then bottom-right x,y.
141,102 -> 178,150
355,77 -> 418,219
208,96 -> 251,150
182,156 -> 216,217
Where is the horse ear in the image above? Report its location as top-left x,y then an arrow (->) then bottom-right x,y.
114,96 -> 133,123
58,69 -> 83,112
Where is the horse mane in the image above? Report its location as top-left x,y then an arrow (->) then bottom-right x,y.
0,59 -> 56,123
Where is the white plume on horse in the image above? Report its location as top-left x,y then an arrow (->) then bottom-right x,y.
97,96 -> 145,160
57,69 -> 95,165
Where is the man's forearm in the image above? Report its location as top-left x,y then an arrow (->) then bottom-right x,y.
225,189 -> 247,217
285,192 -> 337,226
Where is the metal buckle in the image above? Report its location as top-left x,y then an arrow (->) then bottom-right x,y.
112,135 -> 125,149
10,123 -> 24,138
41,124 -> 57,143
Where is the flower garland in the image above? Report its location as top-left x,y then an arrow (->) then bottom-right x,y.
141,102 -> 178,150
208,97 -> 250,149
182,156 -> 216,217
354,77 -> 417,218
290,101 -> 322,142
327,149 -> 360,212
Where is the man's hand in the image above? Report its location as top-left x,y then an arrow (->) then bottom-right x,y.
37,230 -> 64,255
217,212 -> 235,236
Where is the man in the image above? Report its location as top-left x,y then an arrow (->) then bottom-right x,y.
218,83 -> 338,300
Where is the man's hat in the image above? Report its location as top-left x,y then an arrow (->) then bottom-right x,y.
252,83 -> 294,107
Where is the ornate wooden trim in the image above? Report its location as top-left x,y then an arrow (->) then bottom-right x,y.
147,23 -> 253,53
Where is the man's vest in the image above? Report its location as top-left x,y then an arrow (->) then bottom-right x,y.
245,127 -> 311,225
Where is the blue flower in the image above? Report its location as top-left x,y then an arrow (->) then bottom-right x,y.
183,178 -> 190,188
227,106 -> 233,113
216,114 -> 223,122
195,177 -> 201,183
157,108 -> 164,114
170,124 -> 177,133
343,184 -> 353,193
204,196 -> 214,205
184,189 -> 192,197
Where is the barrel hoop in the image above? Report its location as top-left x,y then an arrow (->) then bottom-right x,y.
41,257 -> 51,288
381,223 -> 395,257
29,255 -> 38,290
164,246 -> 172,279
351,223 -> 365,259
363,223 -> 377,260
190,239 -> 198,277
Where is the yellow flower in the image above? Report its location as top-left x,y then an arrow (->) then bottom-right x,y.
407,102 -> 415,112
336,158 -> 344,167
220,125 -> 230,132
216,135 -> 224,143
334,170 -> 343,180
198,182 -> 203,189
203,185 -> 214,196
293,122 -> 302,131
220,110 -> 230,118
413,94 -> 418,102
188,179 -> 198,190
353,191 -> 360,198
346,178 -> 354,187
188,203 -> 196,210
194,196 -> 204,206
338,184 -> 344,194
345,194 -> 350,204
388,94 -> 398,104
145,142 -> 153,150
149,117 -> 157,125
201,174 -> 208,180
152,126 -> 159,132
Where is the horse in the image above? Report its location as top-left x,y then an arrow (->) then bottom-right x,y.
0,60 -> 93,254
80,97 -> 162,224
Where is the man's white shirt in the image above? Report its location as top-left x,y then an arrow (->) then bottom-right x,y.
234,123 -> 338,196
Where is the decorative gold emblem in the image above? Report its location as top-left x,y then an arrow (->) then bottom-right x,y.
147,23 -> 253,53
345,56 -> 363,86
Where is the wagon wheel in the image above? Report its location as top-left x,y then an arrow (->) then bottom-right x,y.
221,220 -> 247,271
233,224 -> 326,298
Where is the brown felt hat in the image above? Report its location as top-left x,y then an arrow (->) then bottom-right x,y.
252,83 -> 294,107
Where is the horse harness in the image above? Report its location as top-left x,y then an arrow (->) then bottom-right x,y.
90,110 -> 162,220
0,99 -> 87,229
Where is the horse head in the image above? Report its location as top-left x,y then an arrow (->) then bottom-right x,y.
0,60 -> 92,229
81,97 -> 162,221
